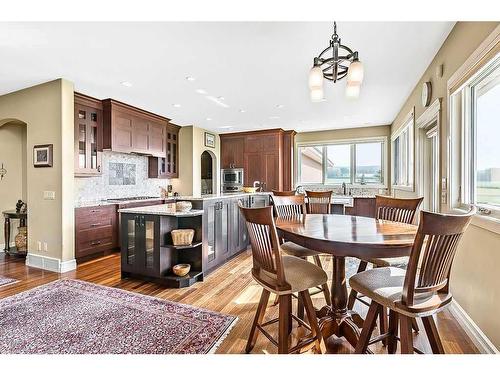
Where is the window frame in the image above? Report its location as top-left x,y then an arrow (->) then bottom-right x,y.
453,54 -> 500,216
295,136 -> 388,188
391,110 -> 415,191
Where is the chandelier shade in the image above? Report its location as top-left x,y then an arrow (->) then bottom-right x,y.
308,66 -> 324,89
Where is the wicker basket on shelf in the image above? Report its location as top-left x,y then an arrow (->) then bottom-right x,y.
171,229 -> 195,246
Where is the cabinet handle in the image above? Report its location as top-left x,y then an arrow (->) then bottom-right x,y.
97,165 -> 101,173
90,241 -> 102,246
90,223 -> 101,227
90,209 -> 100,213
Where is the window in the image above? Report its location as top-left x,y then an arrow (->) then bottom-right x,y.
391,114 -> 414,189
297,139 -> 386,186
457,55 -> 500,208
325,144 -> 351,184
355,142 -> 383,184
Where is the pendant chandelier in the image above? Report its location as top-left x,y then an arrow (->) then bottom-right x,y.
309,22 -> 364,102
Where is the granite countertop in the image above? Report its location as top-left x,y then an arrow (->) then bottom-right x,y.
175,192 -> 271,201
118,205 -> 204,217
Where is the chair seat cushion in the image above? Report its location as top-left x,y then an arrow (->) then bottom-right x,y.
256,256 -> 328,295
349,267 -> 449,316
281,242 -> 319,258
368,256 -> 409,269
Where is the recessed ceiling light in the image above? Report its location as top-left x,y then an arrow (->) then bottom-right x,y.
206,96 -> 229,108
276,104 -> 284,108
206,117 -> 212,121
239,109 -> 246,113
172,104 -> 181,108
196,89 -> 207,95
269,116 -> 280,120
121,81 -> 133,87
218,126 -> 233,129
185,76 -> 196,81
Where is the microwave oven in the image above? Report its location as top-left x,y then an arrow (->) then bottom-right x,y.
221,168 -> 244,192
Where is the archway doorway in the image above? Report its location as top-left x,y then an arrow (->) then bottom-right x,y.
0,119 -> 28,257
201,150 -> 215,195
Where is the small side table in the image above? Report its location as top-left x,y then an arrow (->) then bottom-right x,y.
3,210 -> 28,255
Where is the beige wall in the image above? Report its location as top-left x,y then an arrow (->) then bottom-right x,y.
390,22 -> 500,349
172,125 -> 220,196
392,22 -> 499,201
0,79 -> 75,262
0,122 -> 27,248
296,124 -> 391,144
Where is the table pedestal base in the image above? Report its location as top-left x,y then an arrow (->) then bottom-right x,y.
317,306 -> 366,353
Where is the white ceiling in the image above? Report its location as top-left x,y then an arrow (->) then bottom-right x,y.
0,22 -> 454,133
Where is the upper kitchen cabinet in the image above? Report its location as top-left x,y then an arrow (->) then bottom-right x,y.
148,123 -> 180,179
102,99 -> 170,158
74,92 -> 103,176
220,129 -> 295,191
220,136 -> 244,169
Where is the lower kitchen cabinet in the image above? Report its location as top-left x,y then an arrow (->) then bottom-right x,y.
120,212 -> 204,288
198,194 -> 266,273
202,199 -> 231,272
121,214 -> 160,278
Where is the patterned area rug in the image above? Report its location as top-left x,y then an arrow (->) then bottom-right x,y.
0,279 -> 237,354
0,277 -> 17,288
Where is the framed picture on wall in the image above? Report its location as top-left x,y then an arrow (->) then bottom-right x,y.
204,132 -> 215,148
33,144 -> 53,168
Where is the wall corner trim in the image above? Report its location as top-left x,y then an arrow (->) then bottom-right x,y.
25,253 -> 77,274
448,300 -> 499,354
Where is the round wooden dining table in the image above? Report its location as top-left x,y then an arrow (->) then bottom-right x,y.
275,213 -> 417,353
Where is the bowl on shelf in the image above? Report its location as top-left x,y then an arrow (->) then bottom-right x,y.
172,264 -> 191,277
171,229 -> 195,246
242,187 -> 258,193
176,201 -> 192,212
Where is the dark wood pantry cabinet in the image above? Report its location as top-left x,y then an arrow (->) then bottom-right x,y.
148,123 -> 180,179
220,129 -> 295,191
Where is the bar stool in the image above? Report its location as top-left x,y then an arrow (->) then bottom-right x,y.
239,203 -> 325,354
351,208 -> 475,354
272,194 -> 332,307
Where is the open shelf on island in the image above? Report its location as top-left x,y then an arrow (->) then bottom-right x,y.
163,270 -> 204,288
162,241 -> 202,250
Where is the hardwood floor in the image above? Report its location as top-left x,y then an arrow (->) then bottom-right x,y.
0,251 -> 479,354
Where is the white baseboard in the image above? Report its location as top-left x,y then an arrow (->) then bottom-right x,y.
25,253 -> 77,274
448,300 -> 499,354
0,242 -> 16,252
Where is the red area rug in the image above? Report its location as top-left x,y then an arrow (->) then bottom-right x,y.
0,279 -> 237,354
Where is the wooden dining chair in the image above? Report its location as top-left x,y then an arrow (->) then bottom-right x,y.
239,203 -> 325,354
305,190 -> 333,214
348,195 -> 423,310
272,190 -> 296,196
351,208 -> 475,354
271,194 -> 332,307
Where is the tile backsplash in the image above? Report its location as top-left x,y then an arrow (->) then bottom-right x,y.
74,151 -> 170,205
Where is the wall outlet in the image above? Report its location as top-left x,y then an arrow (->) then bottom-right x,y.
37,241 -> 42,251
43,242 -> 48,252
43,191 -> 56,200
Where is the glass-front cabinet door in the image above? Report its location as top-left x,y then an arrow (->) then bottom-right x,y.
121,214 -> 159,277
74,99 -> 102,176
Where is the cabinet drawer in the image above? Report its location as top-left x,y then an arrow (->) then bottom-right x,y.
75,205 -> 116,219
76,215 -> 113,231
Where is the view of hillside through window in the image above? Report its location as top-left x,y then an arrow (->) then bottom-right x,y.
476,74 -> 500,206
